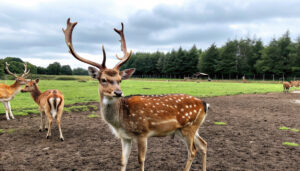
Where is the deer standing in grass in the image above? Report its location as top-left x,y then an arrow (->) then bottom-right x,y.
0,62 -> 30,120
21,79 -> 65,141
63,18 -> 209,171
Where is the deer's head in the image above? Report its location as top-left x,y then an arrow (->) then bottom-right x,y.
21,79 -> 39,93
5,62 -> 30,85
63,18 -> 135,98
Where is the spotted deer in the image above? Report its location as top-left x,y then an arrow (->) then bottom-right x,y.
0,62 -> 30,120
63,18 -> 209,171
283,81 -> 291,93
21,79 -> 65,141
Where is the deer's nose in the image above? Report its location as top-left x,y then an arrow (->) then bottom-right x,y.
114,90 -> 123,97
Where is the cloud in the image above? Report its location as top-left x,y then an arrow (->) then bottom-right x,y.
1,0 -> 300,68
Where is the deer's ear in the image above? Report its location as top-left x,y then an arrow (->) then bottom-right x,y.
120,68 -> 135,80
88,67 -> 99,79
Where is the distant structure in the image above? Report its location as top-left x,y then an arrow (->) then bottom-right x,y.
242,75 -> 246,83
193,72 -> 210,81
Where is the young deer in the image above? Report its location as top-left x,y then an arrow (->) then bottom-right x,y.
0,62 -> 30,120
21,79 -> 65,141
63,18 -> 209,171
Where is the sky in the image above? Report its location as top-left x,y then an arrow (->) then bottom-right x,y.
1,0 -> 300,69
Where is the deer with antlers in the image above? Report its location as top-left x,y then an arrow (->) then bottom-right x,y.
0,62 -> 30,120
63,18 -> 209,171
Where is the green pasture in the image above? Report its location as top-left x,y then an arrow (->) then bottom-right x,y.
0,79 -> 286,116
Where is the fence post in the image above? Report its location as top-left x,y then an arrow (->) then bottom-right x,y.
273,74 -> 274,81
263,74 -> 265,81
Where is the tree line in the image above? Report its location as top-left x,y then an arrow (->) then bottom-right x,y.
0,57 -> 88,78
121,31 -> 300,80
1,31 -> 300,80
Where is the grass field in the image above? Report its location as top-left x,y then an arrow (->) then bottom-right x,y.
0,79 -> 288,116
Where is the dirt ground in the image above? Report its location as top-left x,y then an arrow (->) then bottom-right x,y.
1,92 -> 300,171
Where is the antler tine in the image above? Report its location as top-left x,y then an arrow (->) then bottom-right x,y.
62,18 -> 106,70
5,62 -> 18,78
101,45 -> 106,68
21,63 -> 30,78
113,22 -> 132,70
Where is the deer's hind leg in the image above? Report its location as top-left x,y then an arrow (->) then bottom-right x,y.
178,127 -> 198,171
194,132 -> 207,171
56,104 -> 64,141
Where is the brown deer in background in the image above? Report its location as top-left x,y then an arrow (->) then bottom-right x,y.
21,79 -> 65,141
63,18 -> 209,171
0,62 -> 30,120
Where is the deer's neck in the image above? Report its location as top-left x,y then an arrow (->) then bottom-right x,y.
10,81 -> 21,90
6,81 -> 22,99
100,95 -> 123,128
30,86 -> 42,104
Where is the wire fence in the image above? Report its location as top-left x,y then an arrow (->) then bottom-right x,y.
132,73 -> 300,81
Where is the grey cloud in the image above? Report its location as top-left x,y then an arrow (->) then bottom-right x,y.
1,0 -> 300,67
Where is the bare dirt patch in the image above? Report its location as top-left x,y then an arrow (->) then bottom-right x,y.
1,92 -> 300,171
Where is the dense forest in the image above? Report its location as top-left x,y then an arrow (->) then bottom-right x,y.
121,31 -> 300,80
1,31 -> 300,80
0,57 -> 88,78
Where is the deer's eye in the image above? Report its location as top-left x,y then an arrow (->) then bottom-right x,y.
101,79 -> 107,83
25,86 -> 29,88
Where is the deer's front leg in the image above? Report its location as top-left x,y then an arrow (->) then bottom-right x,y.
2,102 -> 10,120
121,138 -> 132,171
137,137 -> 147,171
7,101 -> 15,119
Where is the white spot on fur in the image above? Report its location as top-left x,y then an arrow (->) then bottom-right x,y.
185,105 -> 189,108
180,108 -> 184,112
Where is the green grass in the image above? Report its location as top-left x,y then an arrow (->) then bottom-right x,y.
282,142 -> 299,147
279,126 -> 290,130
0,79 -> 284,116
290,128 -> 300,133
214,122 -> 227,125
279,126 -> 299,132
0,129 -> 16,134
6,129 -> 16,134
88,113 -> 100,118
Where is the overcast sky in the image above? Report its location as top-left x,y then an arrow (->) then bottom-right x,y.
1,0 -> 300,69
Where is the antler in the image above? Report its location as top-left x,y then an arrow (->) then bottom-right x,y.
62,18 -> 106,70
5,62 -> 18,78
113,23 -> 132,70
21,63 -> 30,78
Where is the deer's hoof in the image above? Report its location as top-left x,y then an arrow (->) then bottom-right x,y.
60,137 -> 64,141
46,135 -> 50,139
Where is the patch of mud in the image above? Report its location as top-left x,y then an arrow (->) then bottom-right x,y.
293,100 -> 300,104
1,93 -> 300,170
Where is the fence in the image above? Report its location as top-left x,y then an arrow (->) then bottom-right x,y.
132,73 -> 300,81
